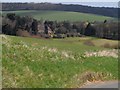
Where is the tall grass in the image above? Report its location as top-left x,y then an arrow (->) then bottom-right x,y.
2,35 -> 118,88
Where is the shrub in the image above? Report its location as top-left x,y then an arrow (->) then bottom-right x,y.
16,29 -> 30,37
66,33 -> 70,37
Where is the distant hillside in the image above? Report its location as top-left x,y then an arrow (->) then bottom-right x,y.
2,3 -> 118,18
3,10 -> 113,22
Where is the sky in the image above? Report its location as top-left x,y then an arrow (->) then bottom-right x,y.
1,0 -> 120,8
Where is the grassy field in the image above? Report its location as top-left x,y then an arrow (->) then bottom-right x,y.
3,10 -> 114,22
2,35 -> 118,88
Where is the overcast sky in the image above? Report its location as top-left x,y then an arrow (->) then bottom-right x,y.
1,0 -> 119,7
2,0 -> 120,2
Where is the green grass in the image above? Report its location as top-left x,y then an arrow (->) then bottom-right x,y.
2,35 -> 118,88
3,10 -> 114,22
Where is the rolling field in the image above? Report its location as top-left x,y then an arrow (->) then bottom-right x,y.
2,35 -> 119,88
3,10 -> 114,22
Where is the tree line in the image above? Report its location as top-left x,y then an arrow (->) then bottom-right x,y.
2,3 -> 118,18
2,13 -> 119,40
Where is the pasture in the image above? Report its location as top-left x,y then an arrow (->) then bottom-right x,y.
3,10 -> 114,22
2,35 -> 118,88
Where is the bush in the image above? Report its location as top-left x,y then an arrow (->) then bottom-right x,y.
53,34 -> 66,39
66,33 -> 70,37
16,29 -> 30,37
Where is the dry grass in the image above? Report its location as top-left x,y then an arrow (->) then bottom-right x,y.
84,40 -> 95,46
84,50 -> 118,58
92,39 -> 118,48
102,43 -> 119,49
80,71 -> 112,82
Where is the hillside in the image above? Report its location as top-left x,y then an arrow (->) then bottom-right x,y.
2,3 -> 118,18
2,35 -> 118,88
3,10 -> 113,22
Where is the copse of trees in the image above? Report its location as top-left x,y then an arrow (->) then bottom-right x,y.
84,23 -> 96,36
40,19 -> 119,40
2,13 -> 119,40
94,21 -> 119,40
2,13 -> 38,36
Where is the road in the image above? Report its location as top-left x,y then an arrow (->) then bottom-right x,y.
81,81 -> 119,88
